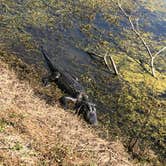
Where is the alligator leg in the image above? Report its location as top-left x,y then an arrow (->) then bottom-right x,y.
75,104 -> 84,115
59,96 -> 77,110
42,72 -> 61,86
42,75 -> 52,87
74,100 -> 81,114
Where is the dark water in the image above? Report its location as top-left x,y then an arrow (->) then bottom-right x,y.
2,1 -> 165,162
11,2 -> 166,115
139,7 -> 166,37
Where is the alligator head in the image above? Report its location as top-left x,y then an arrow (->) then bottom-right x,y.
80,102 -> 98,125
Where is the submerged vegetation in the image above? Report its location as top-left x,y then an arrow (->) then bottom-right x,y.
0,0 -> 166,165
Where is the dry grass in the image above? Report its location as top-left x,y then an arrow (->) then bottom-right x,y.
0,59 -> 132,166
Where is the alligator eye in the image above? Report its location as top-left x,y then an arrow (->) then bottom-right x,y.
55,73 -> 61,79
88,105 -> 93,112
85,95 -> 89,99
92,106 -> 96,112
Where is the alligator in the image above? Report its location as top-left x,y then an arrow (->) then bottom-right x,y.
40,47 -> 98,125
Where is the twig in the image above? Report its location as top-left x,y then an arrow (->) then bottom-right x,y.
104,52 -> 119,75
154,46 -> 166,58
117,0 -> 166,77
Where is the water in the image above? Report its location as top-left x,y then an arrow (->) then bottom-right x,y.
139,7 -> 166,37
3,0 -> 166,122
5,0 -> 166,115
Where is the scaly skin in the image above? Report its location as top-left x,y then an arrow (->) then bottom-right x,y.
40,47 -> 98,125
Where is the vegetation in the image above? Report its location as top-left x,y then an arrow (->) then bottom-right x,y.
0,58 -> 130,165
0,0 -> 166,165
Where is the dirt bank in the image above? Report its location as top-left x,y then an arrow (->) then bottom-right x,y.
0,59 -> 132,165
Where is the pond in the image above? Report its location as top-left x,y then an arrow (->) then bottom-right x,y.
15,0 -> 166,106
1,1 -> 166,162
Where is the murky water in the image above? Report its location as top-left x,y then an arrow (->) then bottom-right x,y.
10,1 -> 166,115
1,1 -> 166,162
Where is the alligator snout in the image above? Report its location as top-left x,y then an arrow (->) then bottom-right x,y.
87,110 -> 98,125
82,102 -> 98,125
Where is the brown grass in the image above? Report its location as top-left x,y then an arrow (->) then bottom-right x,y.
0,59 -> 132,166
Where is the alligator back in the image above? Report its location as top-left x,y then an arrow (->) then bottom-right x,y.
41,47 -> 85,97
55,71 -> 85,97
40,46 -> 57,73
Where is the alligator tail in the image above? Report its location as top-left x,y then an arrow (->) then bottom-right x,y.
40,46 -> 56,73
